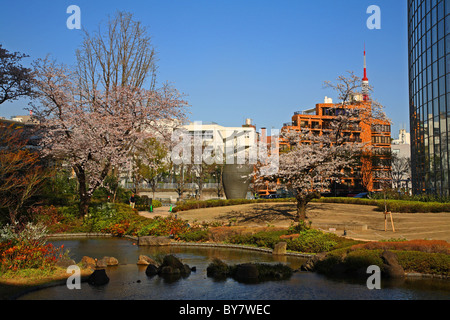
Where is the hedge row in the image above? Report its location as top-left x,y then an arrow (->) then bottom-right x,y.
173,197 -> 450,214
314,197 -> 450,213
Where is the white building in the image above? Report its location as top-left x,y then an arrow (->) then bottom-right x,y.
179,119 -> 258,165
391,129 -> 411,192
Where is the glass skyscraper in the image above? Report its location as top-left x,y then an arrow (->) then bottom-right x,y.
408,0 -> 450,196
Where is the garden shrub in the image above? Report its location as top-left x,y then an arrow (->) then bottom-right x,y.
177,229 -> 210,242
35,202 -> 190,238
396,251 -> 450,276
208,227 -> 250,243
343,249 -> 384,272
287,221 -> 311,234
225,227 -> 341,253
285,229 -> 338,253
0,222 -> 67,274
228,229 -> 289,249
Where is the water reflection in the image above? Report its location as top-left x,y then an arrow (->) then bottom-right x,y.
17,238 -> 450,300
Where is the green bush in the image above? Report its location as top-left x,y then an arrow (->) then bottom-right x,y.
228,230 -> 289,249
134,198 -> 162,211
177,229 -> 210,242
287,221 -> 311,234
344,249 -> 384,272
226,228 -> 341,254
286,230 -> 338,253
396,251 -> 450,276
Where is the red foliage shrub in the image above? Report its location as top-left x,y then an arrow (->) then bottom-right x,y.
0,240 -> 65,272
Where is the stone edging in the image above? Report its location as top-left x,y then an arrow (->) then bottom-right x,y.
169,241 -> 314,258
47,233 -> 313,258
47,233 -> 114,238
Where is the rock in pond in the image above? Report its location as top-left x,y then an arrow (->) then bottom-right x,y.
101,256 -> 119,266
88,269 -> 109,286
145,264 -> 159,276
381,250 -> 405,278
144,255 -> 193,280
272,242 -> 287,255
81,256 -> 96,269
137,255 -> 158,266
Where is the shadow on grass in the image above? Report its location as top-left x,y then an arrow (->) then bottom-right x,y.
216,203 -> 297,225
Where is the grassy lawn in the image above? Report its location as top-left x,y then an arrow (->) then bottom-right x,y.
0,267 -> 92,299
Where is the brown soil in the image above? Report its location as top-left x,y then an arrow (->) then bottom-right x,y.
140,202 -> 450,242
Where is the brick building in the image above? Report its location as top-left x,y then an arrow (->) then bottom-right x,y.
281,96 -> 391,194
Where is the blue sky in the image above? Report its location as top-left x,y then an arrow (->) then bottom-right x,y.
0,0 -> 409,138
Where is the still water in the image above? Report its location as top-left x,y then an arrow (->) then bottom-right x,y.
19,238 -> 450,300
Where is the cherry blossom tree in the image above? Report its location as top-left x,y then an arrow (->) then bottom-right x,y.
31,58 -> 187,217
255,72 -> 389,221
30,12 -> 188,217
259,125 -> 362,221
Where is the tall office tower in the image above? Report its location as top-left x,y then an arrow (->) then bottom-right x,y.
408,0 -> 450,196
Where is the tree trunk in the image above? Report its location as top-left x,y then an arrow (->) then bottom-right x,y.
296,198 -> 308,221
79,195 -> 90,218
74,165 -> 90,218
295,191 -> 321,221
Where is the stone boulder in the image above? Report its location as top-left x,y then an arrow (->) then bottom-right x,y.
81,256 -> 96,269
137,255 -> 158,266
145,263 -> 159,276
144,254 -> 192,278
381,250 -> 405,278
272,242 -> 287,255
102,256 -> 119,266
159,255 -> 191,276
88,269 -> 109,286
300,252 -> 328,272
138,236 -> 172,246
55,257 -> 76,268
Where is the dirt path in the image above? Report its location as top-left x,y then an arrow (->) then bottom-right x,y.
139,202 -> 450,242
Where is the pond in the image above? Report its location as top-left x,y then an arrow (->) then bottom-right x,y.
18,238 -> 450,300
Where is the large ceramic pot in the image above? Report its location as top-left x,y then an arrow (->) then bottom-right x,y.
222,164 -> 253,199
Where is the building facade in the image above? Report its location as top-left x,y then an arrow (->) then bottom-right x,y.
408,0 -> 450,195
391,129 -> 412,191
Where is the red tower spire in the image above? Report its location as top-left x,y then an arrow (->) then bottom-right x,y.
363,46 -> 368,81
362,44 -> 369,101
